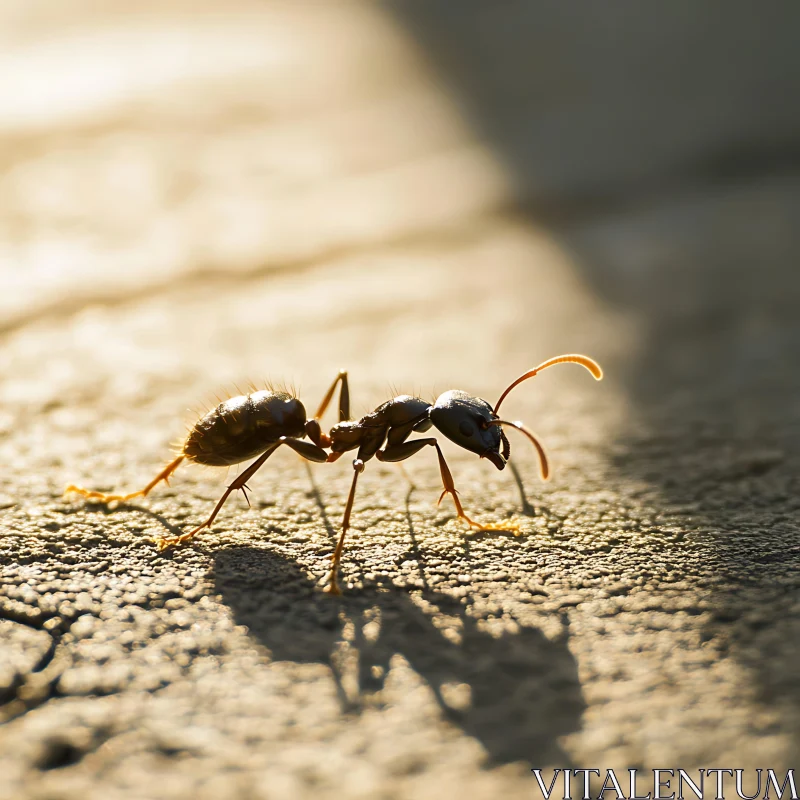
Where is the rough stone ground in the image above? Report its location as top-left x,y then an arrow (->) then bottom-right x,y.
1,3 -> 799,799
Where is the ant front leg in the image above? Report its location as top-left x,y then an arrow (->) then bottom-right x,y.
377,439 -> 520,534
306,370 -> 350,447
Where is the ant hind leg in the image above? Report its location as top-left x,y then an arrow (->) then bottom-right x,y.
65,456 -> 185,505
157,438 -> 328,551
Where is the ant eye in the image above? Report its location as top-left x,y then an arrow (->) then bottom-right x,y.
459,420 -> 474,437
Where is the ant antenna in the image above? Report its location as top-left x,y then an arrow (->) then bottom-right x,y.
493,354 -> 603,414
489,420 -> 549,480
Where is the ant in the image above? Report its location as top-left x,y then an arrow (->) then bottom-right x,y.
65,372 -> 351,550
65,355 -> 602,596
322,354 -> 602,594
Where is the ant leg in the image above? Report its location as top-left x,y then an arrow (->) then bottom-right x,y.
430,442 -> 520,533
316,370 -> 350,422
156,446 -> 279,550
306,370 -> 350,447
65,456 -> 185,505
384,418 -> 429,491
328,458 -> 364,595
280,437 -> 329,463
377,439 -> 520,534
157,437 -> 328,551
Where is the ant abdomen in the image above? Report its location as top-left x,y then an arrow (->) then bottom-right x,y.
183,390 -> 307,467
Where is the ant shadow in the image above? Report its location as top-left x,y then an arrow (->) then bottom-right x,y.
508,461 -> 554,520
211,543 -> 585,766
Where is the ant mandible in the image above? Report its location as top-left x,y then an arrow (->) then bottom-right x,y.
321,354 -> 602,594
65,372 -> 351,550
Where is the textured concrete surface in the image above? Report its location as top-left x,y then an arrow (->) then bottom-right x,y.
1,3 -> 799,799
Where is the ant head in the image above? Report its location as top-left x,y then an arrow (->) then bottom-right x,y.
429,390 -> 507,469
431,390 -> 552,480
428,355 -> 601,480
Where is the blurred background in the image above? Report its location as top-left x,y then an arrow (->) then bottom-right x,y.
1,2 -> 799,798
